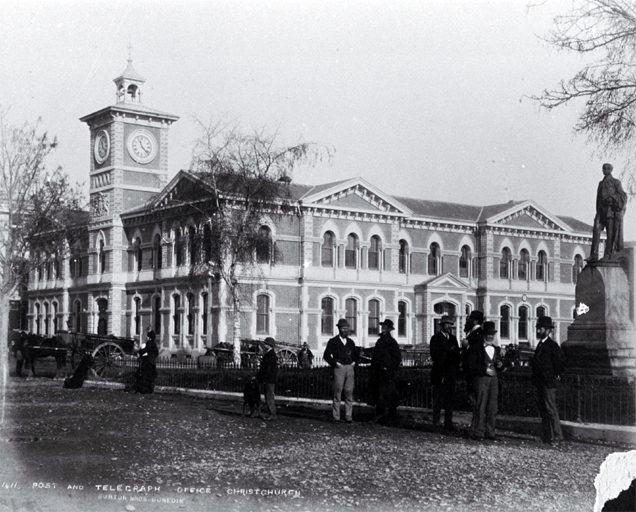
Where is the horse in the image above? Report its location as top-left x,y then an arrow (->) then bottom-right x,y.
14,332 -> 70,378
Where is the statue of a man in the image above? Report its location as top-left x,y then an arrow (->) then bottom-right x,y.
588,163 -> 628,262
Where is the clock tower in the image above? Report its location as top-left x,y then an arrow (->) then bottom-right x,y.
79,59 -> 179,335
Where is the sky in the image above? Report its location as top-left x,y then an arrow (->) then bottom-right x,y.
2,0 -> 635,240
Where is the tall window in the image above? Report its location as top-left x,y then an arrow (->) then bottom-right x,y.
188,226 -> 198,265
399,240 -> 409,274
398,301 -> 407,337
201,292 -> 208,336
97,299 -> 108,336
174,229 -> 183,267
135,237 -> 142,272
134,297 -> 141,336
537,306 -> 546,319
98,239 -> 106,274
52,302 -> 58,333
345,234 -> 358,269
256,295 -> 270,334
345,298 -> 357,335
428,243 -> 440,275
153,234 -> 162,269
153,296 -> 161,334
187,293 -> 195,335
518,306 -> 529,340
203,224 -> 213,263
368,299 -> 380,336
472,256 -> 479,278
256,226 -> 272,264
321,232 -> 335,267
173,295 -> 181,335
500,305 -> 510,340
74,301 -> 82,333
321,297 -> 334,335
536,251 -> 547,281
34,303 -> 41,335
44,303 -> 50,336
518,249 -> 529,281
459,245 -> 471,278
368,236 -> 381,270
572,254 -> 583,284
500,247 -> 511,279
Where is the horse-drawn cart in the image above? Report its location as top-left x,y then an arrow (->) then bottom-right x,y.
208,338 -> 301,368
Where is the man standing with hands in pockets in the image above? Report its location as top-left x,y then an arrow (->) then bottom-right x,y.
324,318 -> 359,423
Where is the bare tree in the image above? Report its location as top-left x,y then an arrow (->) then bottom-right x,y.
532,0 -> 636,192
0,111 -> 83,418
189,118 -> 331,364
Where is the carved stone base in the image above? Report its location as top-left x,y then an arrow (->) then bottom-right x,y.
563,263 -> 636,379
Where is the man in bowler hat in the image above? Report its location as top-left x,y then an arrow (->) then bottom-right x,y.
531,316 -> 566,446
369,319 -> 402,425
323,318 -> 359,423
430,315 -> 461,430
256,337 -> 278,420
462,310 -> 485,425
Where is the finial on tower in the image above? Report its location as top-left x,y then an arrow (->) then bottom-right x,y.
113,43 -> 145,104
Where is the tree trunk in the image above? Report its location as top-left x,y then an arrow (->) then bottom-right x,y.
0,291 -> 11,425
232,293 -> 241,366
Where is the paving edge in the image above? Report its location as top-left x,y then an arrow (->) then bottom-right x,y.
83,380 -> 636,446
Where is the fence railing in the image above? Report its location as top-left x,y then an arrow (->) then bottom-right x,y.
85,357 -> 635,428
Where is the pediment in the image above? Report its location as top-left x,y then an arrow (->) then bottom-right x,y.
414,272 -> 470,290
488,201 -> 571,232
302,178 -> 412,215
150,171 -> 213,210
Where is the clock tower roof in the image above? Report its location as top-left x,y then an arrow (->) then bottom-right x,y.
114,58 -> 146,84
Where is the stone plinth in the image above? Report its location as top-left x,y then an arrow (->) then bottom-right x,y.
563,262 -> 636,378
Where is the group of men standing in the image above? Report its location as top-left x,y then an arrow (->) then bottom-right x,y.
430,310 -> 566,445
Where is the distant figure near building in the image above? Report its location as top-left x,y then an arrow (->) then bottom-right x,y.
588,163 -> 627,261
297,342 -> 314,369
323,318 -> 359,424
257,337 -> 278,421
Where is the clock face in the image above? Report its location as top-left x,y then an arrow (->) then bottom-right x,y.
94,130 -> 110,164
127,129 -> 157,164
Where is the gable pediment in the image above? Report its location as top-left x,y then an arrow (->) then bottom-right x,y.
488,202 -> 570,232
140,171 -> 214,213
414,272 -> 470,290
302,178 -> 412,215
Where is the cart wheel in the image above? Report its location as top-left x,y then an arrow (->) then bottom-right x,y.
276,349 -> 297,368
92,342 -> 125,378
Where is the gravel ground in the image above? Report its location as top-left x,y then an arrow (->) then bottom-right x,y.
0,378 -> 625,512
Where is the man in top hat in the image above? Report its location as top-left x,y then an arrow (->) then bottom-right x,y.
531,316 -> 566,446
369,319 -> 402,425
256,337 -> 278,420
468,321 -> 504,440
323,318 -> 359,423
430,315 -> 461,430
461,310 -> 485,425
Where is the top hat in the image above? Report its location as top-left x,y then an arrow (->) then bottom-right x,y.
379,319 -> 395,330
146,330 -> 156,341
440,315 -> 455,325
336,318 -> 350,328
536,316 -> 555,329
468,311 -> 484,323
483,321 -> 498,336
263,337 -> 276,347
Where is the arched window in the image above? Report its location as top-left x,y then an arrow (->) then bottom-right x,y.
398,301 -> 408,337
428,243 -> 440,275
256,295 -> 270,335
97,299 -> 108,336
518,306 -> 529,340
537,306 -> 546,319
134,297 -> 141,336
368,299 -> 380,336
321,231 -> 335,267
572,254 -> 583,284
173,295 -> 181,335
500,305 -> 510,340
459,245 -> 471,278
187,293 -> 195,335
74,301 -> 82,333
99,239 -> 107,274
52,302 -> 58,334
345,298 -> 358,335
153,234 -> 162,269
433,301 -> 456,334
256,226 -> 272,264
500,247 -> 511,279
44,303 -> 50,336
518,249 -> 529,281
369,236 -> 382,270
153,296 -> 161,334
134,237 -> 142,272
34,303 -> 41,335
201,292 -> 208,336
321,297 -> 334,335
345,234 -> 358,269
399,240 -> 409,274
536,251 -> 547,281
174,228 -> 184,267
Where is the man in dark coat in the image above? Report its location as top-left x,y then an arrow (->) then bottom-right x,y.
323,318 -> 359,423
297,342 -> 314,369
461,310 -> 485,426
468,321 -> 503,440
430,315 -> 460,430
369,319 -> 402,425
589,163 -> 628,261
135,329 -> 159,394
531,316 -> 566,446
257,337 -> 278,420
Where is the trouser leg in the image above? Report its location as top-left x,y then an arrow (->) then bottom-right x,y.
444,378 -> 456,426
432,383 -> 443,424
485,376 -> 498,437
343,364 -> 355,421
473,377 -> 489,438
332,365 -> 346,420
543,386 -> 562,441
264,383 -> 276,418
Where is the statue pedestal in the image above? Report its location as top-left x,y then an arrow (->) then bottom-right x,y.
563,261 -> 636,379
